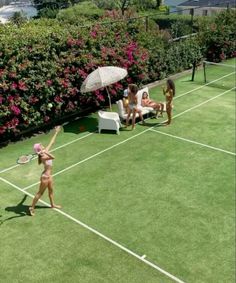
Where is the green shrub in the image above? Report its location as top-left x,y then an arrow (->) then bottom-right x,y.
37,8 -> 59,19
10,11 -> 28,26
0,8 -> 234,141
57,1 -> 104,25
198,9 -> 236,61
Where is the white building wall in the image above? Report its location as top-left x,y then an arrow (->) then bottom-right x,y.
179,6 -> 230,16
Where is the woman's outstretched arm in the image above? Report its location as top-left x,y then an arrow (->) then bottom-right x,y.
45,126 -> 61,152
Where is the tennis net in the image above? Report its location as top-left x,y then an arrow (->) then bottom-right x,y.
203,60 -> 235,90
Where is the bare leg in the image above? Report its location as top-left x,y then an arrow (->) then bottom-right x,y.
156,104 -> 164,118
131,109 -> 136,130
165,104 -> 172,125
155,105 -> 160,118
126,108 -> 131,127
48,179 -> 61,209
138,109 -> 144,124
159,103 -> 164,117
29,181 -> 47,216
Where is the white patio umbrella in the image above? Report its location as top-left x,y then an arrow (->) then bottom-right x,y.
80,66 -> 128,111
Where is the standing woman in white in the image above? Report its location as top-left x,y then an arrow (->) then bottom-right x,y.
125,84 -> 144,130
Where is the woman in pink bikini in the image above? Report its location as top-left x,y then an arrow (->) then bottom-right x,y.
29,126 -> 61,216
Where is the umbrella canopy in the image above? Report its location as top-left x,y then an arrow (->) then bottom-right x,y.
80,66 -> 128,110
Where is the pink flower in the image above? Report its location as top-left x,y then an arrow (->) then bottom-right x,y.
127,51 -> 134,62
70,88 -> 78,96
9,72 -> 17,78
46,80 -> 53,86
67,38 -> 76,47
220,53 -> 225,60
10,82 -> 18,90
64,67 -> 70,74
78,69 -> 87,79
29,96 -> 39,104
44,116 -> 50,122
0,69 -> 4,77
114,82 -> 123,90
90,31 -> 97,39
71,66 -> 77,73
54,95 -> 63,103
10,105 -> 21,115
138,74 -> 145,80
35,83 -> 42,90
0,126 -> 6,134
6,117 -> 19,129
18,81 -> 28,91
76,39 -> 84,46
110,88 -> 117,95
96,94 -> 105,102
61,79 -> 69,88
141,52 -> 149,61
7,96 -> 14,102
66,101 -> 75,111
95,91 -> 105,102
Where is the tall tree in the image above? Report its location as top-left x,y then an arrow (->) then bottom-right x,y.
156,0 -> 162,8
120,0 -> 130,15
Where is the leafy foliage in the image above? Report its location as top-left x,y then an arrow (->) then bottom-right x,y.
198,9 -> 236,62
9,11 -> 28,26
0,8 -> 234,140
56,1 -> 104,25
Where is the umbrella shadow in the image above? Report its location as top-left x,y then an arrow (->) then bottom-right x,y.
2,195 -> 49,223
63,116 -> 98,135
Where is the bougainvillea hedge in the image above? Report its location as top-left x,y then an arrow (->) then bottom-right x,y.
0,9 -> 235,141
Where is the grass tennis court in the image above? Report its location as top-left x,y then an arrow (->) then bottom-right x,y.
0,59 -> 235,283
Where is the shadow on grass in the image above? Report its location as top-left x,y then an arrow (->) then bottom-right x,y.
63,116 -> 98,135
1,195 -> 49,224
139,119 -> 167,128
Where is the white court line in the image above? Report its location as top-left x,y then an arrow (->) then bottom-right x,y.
23,86 -> 235,191
150,128 -> 235,156
1,86 -> 234,281
0,132 -> 93,174
22,129 -> 152,191
174,71 -> 235,100
1,72 -> 234,175
0,176 -> 185,283
171,87 -> 235,120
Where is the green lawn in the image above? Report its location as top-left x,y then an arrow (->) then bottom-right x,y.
0,59 -> 235,283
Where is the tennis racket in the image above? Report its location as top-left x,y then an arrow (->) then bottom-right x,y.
17,153 -> 37,164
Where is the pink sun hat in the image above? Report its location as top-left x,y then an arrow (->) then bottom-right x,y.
33,143 -> 42,154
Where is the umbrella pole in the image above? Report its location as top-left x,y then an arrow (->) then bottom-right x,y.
106,87 -> 112,111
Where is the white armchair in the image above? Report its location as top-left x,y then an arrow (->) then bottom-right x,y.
98,110 -> 122,135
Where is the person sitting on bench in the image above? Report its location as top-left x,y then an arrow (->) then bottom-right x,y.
141,91 -> 164,118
